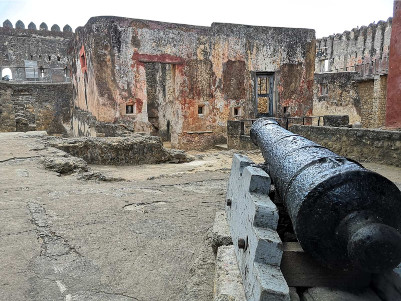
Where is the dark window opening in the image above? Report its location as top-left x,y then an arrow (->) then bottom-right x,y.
198,105 -> 204,115
57,56 -> 61,62
126,104 -> 134,114
234,107 -> 240,116
39,55 -> 42,59
283,106 -> 288,114
320,84 -> 328,96
48,55 -> 51,61
30,54 -> 33,60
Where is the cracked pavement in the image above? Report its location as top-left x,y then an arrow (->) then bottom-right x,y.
0,132 -> 237,301
1,132 -> 401,301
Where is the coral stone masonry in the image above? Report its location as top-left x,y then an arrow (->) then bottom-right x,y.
1,6 -> 401,148
70,17 -> 315,149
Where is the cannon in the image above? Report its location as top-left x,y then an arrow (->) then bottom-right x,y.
249,118 -> 401,273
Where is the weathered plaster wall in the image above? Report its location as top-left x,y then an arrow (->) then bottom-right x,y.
313,72 -> 361,124
71,17 -> 315,149
291,125 -> 401,167
313,72 -> 387,128
0,82 -> 72,134
315,19 -> 392,77
0,24 -> 73,81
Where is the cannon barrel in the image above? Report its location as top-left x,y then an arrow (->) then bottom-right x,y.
250,118 -> 401,273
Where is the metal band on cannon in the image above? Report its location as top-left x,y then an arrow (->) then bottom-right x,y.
250,118 -> 401,273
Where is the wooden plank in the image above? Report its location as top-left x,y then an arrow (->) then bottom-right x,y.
280,242 -> 371,288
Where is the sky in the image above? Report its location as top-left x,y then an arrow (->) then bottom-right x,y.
0,0 -> 395,38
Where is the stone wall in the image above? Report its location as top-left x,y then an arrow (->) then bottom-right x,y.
72,107 -> 137,137
46,135 -> 190,165
313,72 -> 361,124
313,17 -> 392,129
0,82 -> 72,134
71,16 -> 315,150
290,125 -> 401,166
357,75 -> 387,128
313,72 -> 387,128
0,22 -> 73,82
315,19 -> 391,77
226,120 -> 257,150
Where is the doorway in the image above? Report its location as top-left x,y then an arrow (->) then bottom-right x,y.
255,73 -> 274,117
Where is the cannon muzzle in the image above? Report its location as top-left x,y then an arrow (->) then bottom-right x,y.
250,118 -> 401,273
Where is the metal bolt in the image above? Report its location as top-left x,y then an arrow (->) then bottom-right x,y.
238,238 -> 246,249
226,199 -> 232,207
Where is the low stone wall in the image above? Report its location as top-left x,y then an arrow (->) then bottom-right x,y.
46,135 -> 191,165
291,125 -> 401,166
72,107 -> 135,137
0,82 -> 72,134
227,120 -> 257,150
178,131 -> 226,151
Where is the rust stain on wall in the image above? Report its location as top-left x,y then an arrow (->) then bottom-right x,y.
223,60 -> 246,100
71,16 -> 316,149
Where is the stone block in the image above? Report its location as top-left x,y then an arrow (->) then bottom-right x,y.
214,246 -> 246,301
209,211 -> 232,253
226,154 -> 288,301
323,115 -> 349,127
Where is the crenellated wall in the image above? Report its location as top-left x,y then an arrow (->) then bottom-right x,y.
315,18 -> 392,77
71,16 -> 315,149
0,20 -> 74,82
313,18 -> 393,128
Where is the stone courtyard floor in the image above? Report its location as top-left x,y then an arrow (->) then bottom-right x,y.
1,132 -> 400,301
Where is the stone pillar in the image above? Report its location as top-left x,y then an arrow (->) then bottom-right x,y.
386,0 -> 401,127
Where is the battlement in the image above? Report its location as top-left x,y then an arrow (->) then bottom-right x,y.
315,17 -> 392,77
1,19 -> 74,37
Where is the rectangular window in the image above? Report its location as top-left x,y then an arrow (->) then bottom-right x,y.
126,104 -> 134,114
198,105 -> 204,115
320,84 -> 328,96
233,107 -> 241,116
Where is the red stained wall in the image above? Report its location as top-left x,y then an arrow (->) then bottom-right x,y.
386,0 -> 401,128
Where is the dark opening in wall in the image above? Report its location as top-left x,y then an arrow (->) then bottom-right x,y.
48,55 -> 51,61
30,54 -> 33,60
126,104 -> 134,114
234,107 -> 241,116
198,105 -> 204,115
320,84 -> 328,96
57,56 -> 61,62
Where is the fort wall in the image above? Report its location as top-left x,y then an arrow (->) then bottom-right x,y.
0,82 -> 72,134
71,16 -> 315,149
